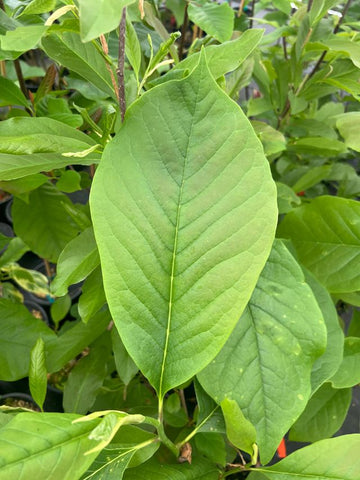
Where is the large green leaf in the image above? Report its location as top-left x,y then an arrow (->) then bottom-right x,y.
187,1 -> 234,43
0,117 -> 100,180
248,435 -> 360,480
41,31 -> 116,100
0,299 -> 110,380
46,310 -> 111,373
0,74 -> 28,107
174,29 -> 264,78
0,412 -> 100,480
0,299 -> 56,381
277,196 -> 360,293
330,337 -> 360,388
198,240 -> 326,464
78,0 -> 136,42
90,52 -> 277,399
63,345 -> 107,414
51,227 -> 100,297
12,183 -> 80,262
289,382 -> 352,442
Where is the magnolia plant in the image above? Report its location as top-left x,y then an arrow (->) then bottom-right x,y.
0,0 -> 359,479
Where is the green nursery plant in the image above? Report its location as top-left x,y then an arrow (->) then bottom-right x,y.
0,0 -> 359,479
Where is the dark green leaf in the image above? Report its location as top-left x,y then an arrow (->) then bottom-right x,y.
63,346 -> 107,414
111,328 -> 138,386
12,183 -> 79,262
78,266 -> 106,324
289,383 -> 352,442
330,337 -> 360,388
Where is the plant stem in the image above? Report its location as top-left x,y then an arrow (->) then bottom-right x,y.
249,0 -> 256,29
307,0 -> 314,12
282,36 -> 288,61
117,8 -> 127,122
178,2 -> 189,61
144,414 -> 179,457
299,0 -> 353,92
237,0 -> 246,17
157,421 -> 179,457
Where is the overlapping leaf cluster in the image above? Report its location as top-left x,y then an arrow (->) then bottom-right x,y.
0,1 -> 359,479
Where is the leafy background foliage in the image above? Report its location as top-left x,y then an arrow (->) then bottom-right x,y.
0,0 -> 359,479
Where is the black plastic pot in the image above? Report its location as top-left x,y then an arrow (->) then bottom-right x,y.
0,392 -> 40,411
4,199 -> 12,224
0,222 -> 14,238
0,192 -> 12,224
24,300 -> 50,327
0,380 -> 63,413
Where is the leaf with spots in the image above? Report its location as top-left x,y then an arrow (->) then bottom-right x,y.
197,240 -> 326,464
90,51 -> 277,403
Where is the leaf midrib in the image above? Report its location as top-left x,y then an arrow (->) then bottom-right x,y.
158,79 -> 201,398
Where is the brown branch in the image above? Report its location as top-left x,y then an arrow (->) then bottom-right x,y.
117,8 -> 127,122
299,0 -> 353,92
282,36 -> 288,61
100,34 -> 119,101
307,0 -> 314,12
334,0 -> 352,33
237,0 -> 246,18
178,3 -> 189,61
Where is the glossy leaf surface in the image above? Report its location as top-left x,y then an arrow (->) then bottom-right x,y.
91,53 -> 277,398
